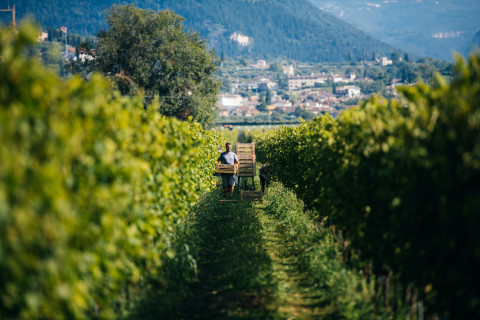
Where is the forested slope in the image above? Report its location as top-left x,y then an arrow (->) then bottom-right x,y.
8,0 -> 395,62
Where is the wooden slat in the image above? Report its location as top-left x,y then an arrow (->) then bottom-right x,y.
238,154 -> 255,160
217,169 -> 235,173
239,163 -> 255,168
237,172 -> 256,177
238,167 -> 255,171
237,143 -> 253,147
239,160 -> 255,165
216,164 -> 237,174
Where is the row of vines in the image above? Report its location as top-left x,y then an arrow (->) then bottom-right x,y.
0,24 -> 227,319
253,54 -> 480,318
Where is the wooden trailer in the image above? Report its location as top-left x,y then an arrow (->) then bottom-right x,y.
236,142 -> 256,190
218,142 -> 263,204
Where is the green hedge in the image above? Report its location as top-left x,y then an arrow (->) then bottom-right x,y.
254,54 -> 480,318
0,24 -> 223,319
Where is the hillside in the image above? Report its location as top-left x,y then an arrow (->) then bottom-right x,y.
470,30 -> 480,53
310,0 -> 480,61
3,0 -> 396,62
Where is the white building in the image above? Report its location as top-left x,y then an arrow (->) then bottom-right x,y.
379,57 -> 393,66
219,94 -> 244,111
287,74 -> 329,90
336,86 -> 361,98
230,32 -> 250,46
283,65 -> 295,76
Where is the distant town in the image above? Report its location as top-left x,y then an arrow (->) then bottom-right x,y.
31,28 -> 453,127
215,56 -> 416,126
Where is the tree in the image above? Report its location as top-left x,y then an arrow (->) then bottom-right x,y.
95,5 -> 220,128
390,51 -> 401,63
401,66 -> 408,82
266,89 -> 272,105
256,101 -> 267,112
294,106 -> 314,120
269,62 -> 283,73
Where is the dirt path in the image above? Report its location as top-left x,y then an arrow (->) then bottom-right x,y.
168,189 -> 328,319
130,185 -> 385,320
260,212 -> 328,320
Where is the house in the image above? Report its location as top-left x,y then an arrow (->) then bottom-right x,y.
72,48 -> 95,62
230,105 -> 260,117
258,81 -> 278,91
274,100 -> 293,108
37,32 -> 48,42
236,82 -> 258,91
218,94 -> 244,111
331,74 -> 345,83
217,103 -> 231,116
283,65 -> 295,76
230,32 -> 250,46
315,92 -> 337,103
336,86 -> 361,98
318,104 -> 336,113
287,74 -> 328,90
266,105 -> 277,111
276,105 -> 297,114
390,79 -> 405,87
378,57 -> 393,66
64,46 -> 76,61
251,60 -> 270,69
253,75 -> 271,82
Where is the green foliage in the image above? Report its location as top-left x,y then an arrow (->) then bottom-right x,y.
265,89 -> 272,105
294,106 -> 315,120
130,188 -> 279,319
0,24 -> 222,319
254,54 -> 480,318
93,5 -> 220,128
24,41 -> 65,76
262,182 -> 395,319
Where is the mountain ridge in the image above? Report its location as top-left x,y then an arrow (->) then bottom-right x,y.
4,0 -> 397,63
310,0 -> 480,61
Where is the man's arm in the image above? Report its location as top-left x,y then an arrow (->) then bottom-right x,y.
216,154 -> 223,169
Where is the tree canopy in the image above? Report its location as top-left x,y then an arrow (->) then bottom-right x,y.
95,5 -> 220,127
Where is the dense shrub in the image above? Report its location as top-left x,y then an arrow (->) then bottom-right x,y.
0,24 -> 223,319
254,54 -> 480,318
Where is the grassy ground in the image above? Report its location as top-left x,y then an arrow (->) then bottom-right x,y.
128,181 -> 396,319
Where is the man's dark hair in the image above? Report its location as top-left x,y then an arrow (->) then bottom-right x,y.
226,142 -> 231,147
